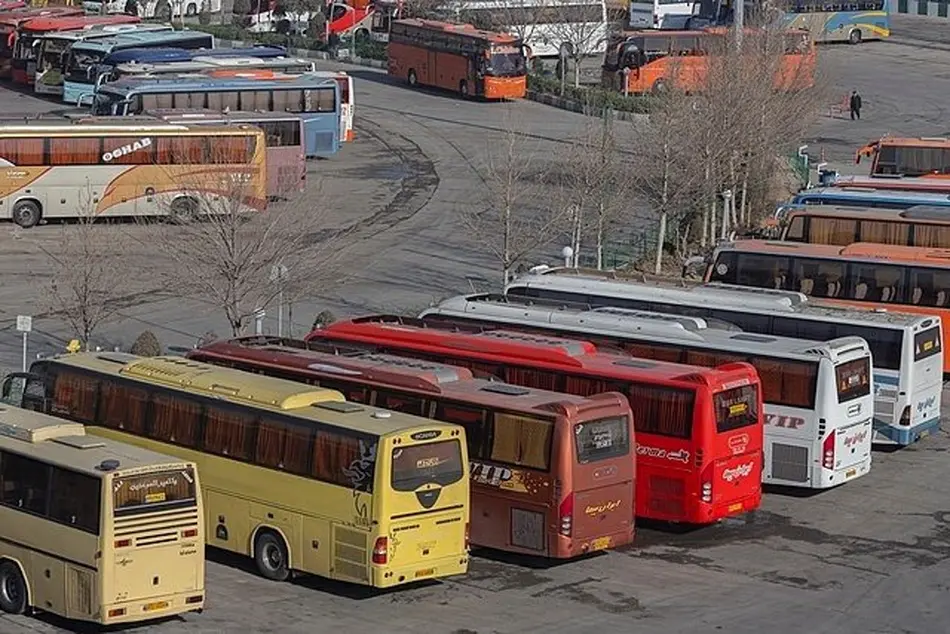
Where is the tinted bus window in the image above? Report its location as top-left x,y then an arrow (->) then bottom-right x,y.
627,384 -> 694,439
713,385 -> 758,433
391,440 -> 464,491
914,327 -> 942,362
909,268 -> 950,308
846,262 -> 905,304
835,357 -> 871,403
574,416 -> 630,463
259,120 -> 301,147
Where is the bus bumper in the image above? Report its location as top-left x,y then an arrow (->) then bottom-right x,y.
872,416 -> 941,446
371,553 -> 468,588
484,77 -> 527,100
562,524 -> 636,558
100,591 -> 205,625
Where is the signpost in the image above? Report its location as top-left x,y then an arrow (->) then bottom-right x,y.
16,315 -> 31,372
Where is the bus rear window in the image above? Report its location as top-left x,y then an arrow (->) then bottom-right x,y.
574,416 -> 630,463
835,357 -> 871,403
391,440 -> 464,492
113,468 -> 197,516
914,327 -> 942,362
714,385 -> 759,432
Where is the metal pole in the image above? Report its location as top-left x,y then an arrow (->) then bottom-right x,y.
734,0 -> 744,45
21,332 -> 27,372
277,289 -> 284,338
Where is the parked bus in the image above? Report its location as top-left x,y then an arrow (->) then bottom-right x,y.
505,267 -> 941,445
0,123 -> 266,228
0,406 -> 205,625
601,27 -> 814,94
187,338 -> 636,558
388,19 -> 527,100
830,174 -> 950,195
90,74 -> 341,158
83,0 -> 222,18
420,294 -> 873,488
33,26 -> 177,95
629,0 -> 694,28
790,187 -> 950,210
440,0 -> 609,57
370,0 -> 402,41
0,1 -> 27,11
62,30 -> 215,104
98,44 -> 287,68
0,6 -> 82,77
306,319 -> 764,525
105,56 -> 317,83
0,352 -> 470,587
11,14 -> 142,85
856,136 -> 950,178
778,205 -> 950,249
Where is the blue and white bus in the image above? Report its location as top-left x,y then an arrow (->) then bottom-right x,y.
62,30 -> 215,104
97,44 -> 287,68
791,187 -> 950,209
89,74 -> 341,158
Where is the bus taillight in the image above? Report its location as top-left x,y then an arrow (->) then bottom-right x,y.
114,538 -> 131,548
182,528 -> 198,539
372,536 -> 389,564
822,432 -> 835,470
464,522 -> 470,551
899,406 -> 911,427
559,493 -> 574,536
700,463 -> 712,504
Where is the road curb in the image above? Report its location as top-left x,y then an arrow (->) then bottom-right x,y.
524,89 -> 648,122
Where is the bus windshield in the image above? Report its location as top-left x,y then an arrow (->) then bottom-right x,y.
835,358 -> 870,404
574,416 -> 630,463
65,48 -> 104,82
714,385 -> 759,433
391,440 -> 464,491
487,46 -> 525,77
113,467 -> 198,515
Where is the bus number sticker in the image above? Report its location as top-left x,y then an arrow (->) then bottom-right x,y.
729,402 -> 747,416
416,457 -> 443,469
145,492 -> 167,504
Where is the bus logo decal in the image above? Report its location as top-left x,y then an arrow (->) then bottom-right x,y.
585,500 -> 621,516
636,444 -> 690,464
765,413 -> 805,430
728,434 -> 749,455
843,430 -> 868,448
917,396 -> 937,413
410,430 -> 442,441
102,137 -> 152,163
722,462 -> 754,483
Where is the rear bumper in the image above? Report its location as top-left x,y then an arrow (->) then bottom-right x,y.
100,590 -> 204,625
558,524 -> 636,558
700,491 -> 761,525
371,553 -> 469,588
484,78 -> 527,100
815,457 -> 871,489
872,416 -> 941,446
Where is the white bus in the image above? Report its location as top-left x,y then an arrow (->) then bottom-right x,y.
440,0 -> 610,57
421,294 -> 874,489
628,0 -> 696,29
0,405 -> 204,625
505,266 -> 943,446
83,0 -> 222,19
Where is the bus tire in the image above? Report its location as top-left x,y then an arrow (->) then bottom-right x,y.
0,561 -> 28,615
354,28 -> 369,41
11,199 -> 41,229
848,29 -> 862,45
459,80 -> 470,98
408,69 -> 418,87
651,78 -> 669,95
169,197 -> 198,224
254,531 -> 291,582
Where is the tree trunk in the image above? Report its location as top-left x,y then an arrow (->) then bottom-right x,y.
596,202 -> 605,270
654,211 -> 667,275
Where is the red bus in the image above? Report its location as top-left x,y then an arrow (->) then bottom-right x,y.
0,7 -> 81,78
306,318 -> 764,525
186,337 -> 636,558
12,14 -> 141,84
0,2 -> 27,12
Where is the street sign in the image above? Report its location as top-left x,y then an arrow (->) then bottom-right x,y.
16,315 -> 31,333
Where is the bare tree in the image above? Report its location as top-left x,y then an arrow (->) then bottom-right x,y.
40,192 -> 138,350
142,144 -> 355,337
462,107 -> 568,287
544,0 -> 609,88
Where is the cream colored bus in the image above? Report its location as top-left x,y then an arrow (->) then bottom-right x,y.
1,352 -> 470,588
0,405 -> 204,625
0,123 -> 267,228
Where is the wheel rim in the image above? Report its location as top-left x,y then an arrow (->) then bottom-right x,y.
1,573 -> 19,606
14,208 -> 33,226
263,543 -> 283,571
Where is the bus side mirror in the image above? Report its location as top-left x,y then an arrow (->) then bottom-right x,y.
0,374 -> 27,407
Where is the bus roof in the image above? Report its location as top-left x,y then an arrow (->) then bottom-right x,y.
423,293 -> 868,361
784,204 -> 950,223
114,56 -> 310,75
71,30 -> 213,54
719,239 -> 950,265
0,123 -> 262,137
99,73 -> 338,93
393,18 -> 520,45
45,352 -> 453,437
830,175 -> 950,194
508,267 -> 930,328
19,14 -> 142,33
793,187 -> 950,205
313,316 -> 746,386
144,108 -> 303,122
190,337 -> 611,414
99,44 -> 285,65
0,7 -> 82,27
0,405 -> 190,477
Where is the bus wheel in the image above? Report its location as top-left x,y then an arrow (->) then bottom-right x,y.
11,200 -> 40,229
848,29 -> 862,45
651,79 -> 669,95
408,69 -> 418,87
170,197 -> 198,224
0,562 -> 27,615
254,531 -> 291,582
459,80 -> 470,99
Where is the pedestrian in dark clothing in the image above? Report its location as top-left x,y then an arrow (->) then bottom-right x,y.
850,90 -> 862,120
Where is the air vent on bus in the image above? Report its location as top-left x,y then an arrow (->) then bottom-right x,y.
730,334 -> 777,343
481,383 -> 531,396
97,352 -> 139,365
306,362 -> 362,376
315,401 -> 364,413
53,435 -> 106,450
262,346 -> 301,354
614,358 -> 659,369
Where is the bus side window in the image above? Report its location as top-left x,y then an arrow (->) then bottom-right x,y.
313,430 -> 373,491
735,253 -> 789,289
203,404 -> 256,460
847,262 -> 904,304
434,401 -> 491,460
809,217 -> 856,245
910,267 -> 950,307
490,413 -> 552,471
784,215 -> 805,241
772,316 -> 834,341
0,451 -> 50,516
99,379 -> 148,433
255,417 -> 313,476
506,366 -> 561,392
48,467 -> 100,534
149,392 -> 203,448
52,370 -> 100,423
625,342 -> 684,363
373,390 -> 428,417
708,251 -> 738,283
859,220 -> 910,246
912,223 -> 950,248
626,383 -> 694,439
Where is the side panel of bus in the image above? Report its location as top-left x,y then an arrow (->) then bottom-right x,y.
389,41 -> 474,95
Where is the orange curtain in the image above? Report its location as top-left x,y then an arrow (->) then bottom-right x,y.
99,381 -> 148,433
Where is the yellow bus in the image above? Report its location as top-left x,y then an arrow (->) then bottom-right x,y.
0,123 -> 267,228
1,352 -> 470,588
0,405 -> 204,625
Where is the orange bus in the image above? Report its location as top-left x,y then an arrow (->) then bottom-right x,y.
0,6 -> 81,77
856,136 -> 950,178
831,174 -> 950,194
387,19 -> 527,100
780,205 -> 950,248
186,337 -> 637,559
601,27 -> 814,95
706,240 -> 950,371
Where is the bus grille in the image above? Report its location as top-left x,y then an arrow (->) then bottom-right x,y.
333,526 -> 368,582
314,132 -> 336,155
67,567 -> 94,616
647,476 -> 685,518
114,508 -> 200,547
771,444 -> 809,483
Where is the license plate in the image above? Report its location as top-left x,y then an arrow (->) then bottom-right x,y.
591,536 -> 611,551
846,468 -> 857,478
415,568 -> 434,578
143,601 -> 169,612
728,503 -> 743,513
